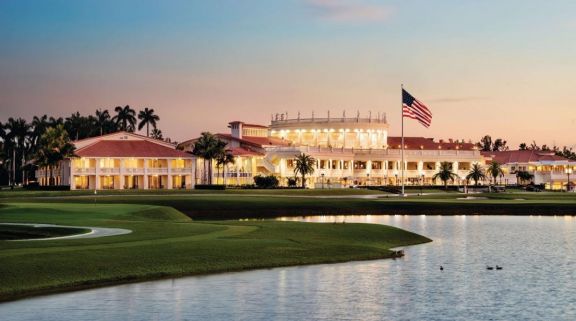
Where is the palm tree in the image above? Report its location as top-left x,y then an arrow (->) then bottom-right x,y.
64,112 -> 85,140
137,108 -> 160,137
466,163 -> 486,186
4,118 -> 32,185
192,132 -> 227,184
293,153 -> 316,188
113,105 -> 136,132
31,115 -> 48,146
36,125 -> 75,185
516,170 -> 534,185
215,151 -> 235,185
150,128 -> 163,140
432,162 -> 458,189
486,162 -> 503,186
94,109 -> 111,136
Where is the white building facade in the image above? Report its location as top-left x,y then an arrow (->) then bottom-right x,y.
180,113 -> 487,188
37,132 -> 196,190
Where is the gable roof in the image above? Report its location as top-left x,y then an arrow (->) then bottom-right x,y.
218,133 -> 291,147
73,131 -> 176,150
227,147 -> 264,157
75,140 -> 192,158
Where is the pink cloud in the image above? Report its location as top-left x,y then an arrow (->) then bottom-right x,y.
305,0 -> 394,23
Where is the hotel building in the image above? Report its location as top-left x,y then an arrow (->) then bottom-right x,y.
37,131 -> 195,190
39,112 -> 575,190
482,150 -> 576,190
179,112 -> 487,188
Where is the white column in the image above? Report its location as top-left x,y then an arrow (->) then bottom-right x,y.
167,159 -> 173,189
143,159 -> 149,189
119,159 -> 125,189
190,158 -> 196,189
95,158 -> 100,190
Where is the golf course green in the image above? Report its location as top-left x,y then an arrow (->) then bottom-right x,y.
0,201 -> 431,302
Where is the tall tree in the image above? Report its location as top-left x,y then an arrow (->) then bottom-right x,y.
293,153 -> 316,188
215,150 -> 235,185
150,128 -> 163,140
466,163 -> 486,186
519,143 -> 528,150
31,115 -> 49,151
4,117 -> 32,185
477,135 -> 508,152
137,108 -> 160,137
192,132 -> 227,184
486,162 -> 504,186
94,109 -> 111,136
478,135 -> 492,151
112,105 -> 136,132
432,161 -> 458,189
36,125 -> 76,186
516,170 -> 534,185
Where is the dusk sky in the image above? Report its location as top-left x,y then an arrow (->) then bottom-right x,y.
1,0 -> 575,147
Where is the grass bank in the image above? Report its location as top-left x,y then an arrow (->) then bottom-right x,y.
4,191 -> 576,218
0,202 -> 430,302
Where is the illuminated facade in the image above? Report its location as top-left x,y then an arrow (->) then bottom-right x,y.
181,113 -> 487,188
37,132 -> 195,190
482,150 -> 576,190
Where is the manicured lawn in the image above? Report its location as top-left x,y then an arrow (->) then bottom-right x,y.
0,187 -> 389,199
0,202 -> 430,302
4,190 -> 575,218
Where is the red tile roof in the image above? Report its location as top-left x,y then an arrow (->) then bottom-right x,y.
75,140 -> 192,158
387,137 -> 476,150
227,147 -> 264,157
481,150 -> 573,164
217,133 -> 292,147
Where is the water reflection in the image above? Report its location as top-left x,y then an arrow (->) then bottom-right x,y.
2,215 -> 576,321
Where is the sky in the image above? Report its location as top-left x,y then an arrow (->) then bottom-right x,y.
1,0 -> 576,148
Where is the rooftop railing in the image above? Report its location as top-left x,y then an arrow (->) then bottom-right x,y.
271,116 -> 387,126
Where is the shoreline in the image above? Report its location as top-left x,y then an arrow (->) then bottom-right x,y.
0,202 -> 431,303
0,244 -> 426,303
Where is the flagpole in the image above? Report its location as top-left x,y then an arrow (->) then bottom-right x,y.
401,84 -> 405,196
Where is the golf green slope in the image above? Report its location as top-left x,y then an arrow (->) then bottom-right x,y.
0,203 -> 430,301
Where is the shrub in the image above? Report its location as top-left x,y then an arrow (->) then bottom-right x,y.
287,177 -> 297,187
195,184 -> 226,190
253,175 -> 279,189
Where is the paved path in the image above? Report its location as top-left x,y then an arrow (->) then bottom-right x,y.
0,223 -> 131,241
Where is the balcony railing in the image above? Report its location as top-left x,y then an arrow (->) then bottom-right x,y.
268,146 -> 480,158
72,168 -> 96,175
271,116 -> 387,126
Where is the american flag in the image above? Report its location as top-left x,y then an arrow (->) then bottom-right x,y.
402,89 -> 432,128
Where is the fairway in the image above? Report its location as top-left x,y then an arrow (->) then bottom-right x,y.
0,202 -> 430,302
3,189 -> 576,218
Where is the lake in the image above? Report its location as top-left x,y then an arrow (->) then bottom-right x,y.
2,215 -> 576,321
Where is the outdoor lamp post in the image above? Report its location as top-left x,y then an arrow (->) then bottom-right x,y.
565,167 -> 573,192
321,173 -> 325,189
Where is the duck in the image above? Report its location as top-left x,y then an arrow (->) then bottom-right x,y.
486,266 -> 494,270
496,265 -> 503,270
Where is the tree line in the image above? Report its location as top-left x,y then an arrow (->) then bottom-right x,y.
0,106 -> 163,186
478,135 -> 576,161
